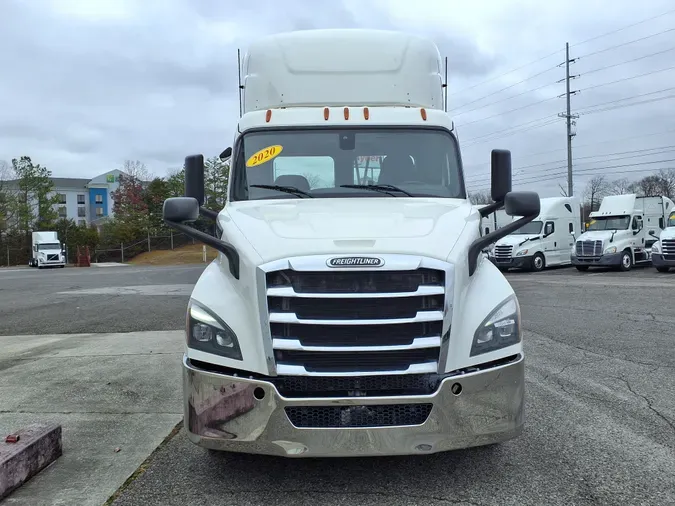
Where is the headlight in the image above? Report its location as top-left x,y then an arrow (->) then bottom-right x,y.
515,249 -> 528,256
187,300 -> 242,360
605,246 -> 617,254
652,242 -> 660,253
471,295 -> 521,357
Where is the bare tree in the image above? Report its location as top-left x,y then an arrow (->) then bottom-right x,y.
121,160 -> 152,182
468,190 -> 492,205
584,176 -> 609,219
608,177 -> 632,195
558,183 -> 569,197
303,173 -> 325,189
657,168 -> 675,198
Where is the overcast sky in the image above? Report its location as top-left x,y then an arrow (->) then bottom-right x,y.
2,0 -> 674,198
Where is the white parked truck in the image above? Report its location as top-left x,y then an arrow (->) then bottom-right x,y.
572,194 -> 674,271
489,197 -> 582,271
162,29 -> 540,458
30,231 -> 65,268
650,208 -> 675,272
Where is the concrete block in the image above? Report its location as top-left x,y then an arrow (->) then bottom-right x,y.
0,424 -> 62,500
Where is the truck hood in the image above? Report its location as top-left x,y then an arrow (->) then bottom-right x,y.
659,227 -> 675,240
577,230 -> 623,242
222,198 -> 473,263
495,234 -> 540,247
38,249 -> 61,254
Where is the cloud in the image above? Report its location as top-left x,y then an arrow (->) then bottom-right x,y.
1,0 -> 674,201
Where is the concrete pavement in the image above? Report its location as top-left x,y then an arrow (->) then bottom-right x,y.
0,330 -> 184,506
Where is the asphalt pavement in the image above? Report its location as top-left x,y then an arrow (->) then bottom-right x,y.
1,263 -> 673,505
0,265 -> 203,335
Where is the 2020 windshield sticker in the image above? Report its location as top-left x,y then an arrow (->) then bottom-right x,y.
246,145 -> 283,167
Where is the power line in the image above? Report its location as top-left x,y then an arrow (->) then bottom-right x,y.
580,64 -> 675,93
462,118 -> 561,147
469,158 -> 675,188
456,96 -> 559,127
581,45 -> 675,77
576,27 -> 675,60
580,94 -> 675,116
453,81 -> 559,116
463,127 -> 675,168
575,86 -> 675,112
569,7 -> 675,48
448,50 -> 563,96
449,65 -> 560,112
465,146 -> 675,182
462,114 -> 558,142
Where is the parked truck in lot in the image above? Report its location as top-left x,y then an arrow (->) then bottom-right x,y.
650,208 -> 675,272
161,29 -> 540,458
572,194 -> 674,271
489,197 -> 581,271
29,231 -> 65,268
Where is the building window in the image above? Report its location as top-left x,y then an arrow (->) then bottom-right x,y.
78,219 -> 87,226
96,207 -> 104,216
57,193 -> 67,204
77,194 -> 85,204
95,194 -> 103,204
78,207 -> 86,217
58,206 -> 67,218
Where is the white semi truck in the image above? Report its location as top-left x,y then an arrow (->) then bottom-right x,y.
650,208 -> 675,272
489,197 -> 581,272
29,231 -> 65,268
162,29 -> 540,457
572,194 -> 674,271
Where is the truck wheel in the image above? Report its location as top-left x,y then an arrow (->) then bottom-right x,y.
531,253 -> 545,272
656,266 -> 670,273
619,250 -> 632,272
575,265 -> 589,272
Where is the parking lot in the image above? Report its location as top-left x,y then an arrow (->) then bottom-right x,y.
1,264 -> 673,505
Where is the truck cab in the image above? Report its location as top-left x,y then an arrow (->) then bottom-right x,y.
489,197 -> 581,272
651,209 -> 675,272
162,29 -> 540,457
30,231 -> 66,269
572,194 -> 674,272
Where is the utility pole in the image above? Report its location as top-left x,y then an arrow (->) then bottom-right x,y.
558,43 -> 579,196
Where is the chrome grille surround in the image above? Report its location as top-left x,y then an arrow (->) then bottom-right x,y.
256,254 -> 454,377
662,239 -> 675,260
494,245 -> 513,263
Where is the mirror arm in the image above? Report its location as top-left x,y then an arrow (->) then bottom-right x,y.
163,219 -> 240,279
468,213 -> 537,276
199,207 -> 219,221
478,200 -> 504,218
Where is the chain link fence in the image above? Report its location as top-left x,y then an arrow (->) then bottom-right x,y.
93,230 -> 196,263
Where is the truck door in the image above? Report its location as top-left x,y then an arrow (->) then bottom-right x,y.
543,221 -> 557,264
631,215 -> 643,248
565,221 -> 575,263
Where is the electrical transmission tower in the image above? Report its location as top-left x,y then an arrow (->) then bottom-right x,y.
557,43 -> 580,196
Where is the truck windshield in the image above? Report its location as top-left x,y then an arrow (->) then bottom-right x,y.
587,216 -> 630,231
669,212 -> 675,227
512,220 -> 542,235
231,127 -> 465,200
38,243 -> 61,250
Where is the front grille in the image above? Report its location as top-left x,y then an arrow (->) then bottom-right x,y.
272,374 -> 441,398
47,254 -> 59,261
494,245 -> 513,262
285,404 -> 433,428
266,268 -> 443,294
576,240 -> 602,257
263,259 -> 448,376
663,239 -> 675,260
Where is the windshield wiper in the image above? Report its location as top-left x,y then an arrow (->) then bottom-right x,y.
340,184 -> 414,197
250,184 -> 314,198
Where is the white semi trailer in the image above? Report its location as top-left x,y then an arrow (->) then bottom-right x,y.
162,29 -> 540,457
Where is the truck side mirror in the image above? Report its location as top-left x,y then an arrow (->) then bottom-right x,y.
219,147 -> 232,161
490,149 -> 512,202
504,191 -> 540,217
184,154 -> 205,205
163,197 -> 200,224
649,230 -> 657,237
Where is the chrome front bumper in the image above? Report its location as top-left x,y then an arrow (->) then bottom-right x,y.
183,354 -> 525,457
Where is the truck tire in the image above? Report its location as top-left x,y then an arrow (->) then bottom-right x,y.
531,253 -> 545,272
656,266 -> 670,273
619,250 -> 632,272
575,265 -> 589,272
